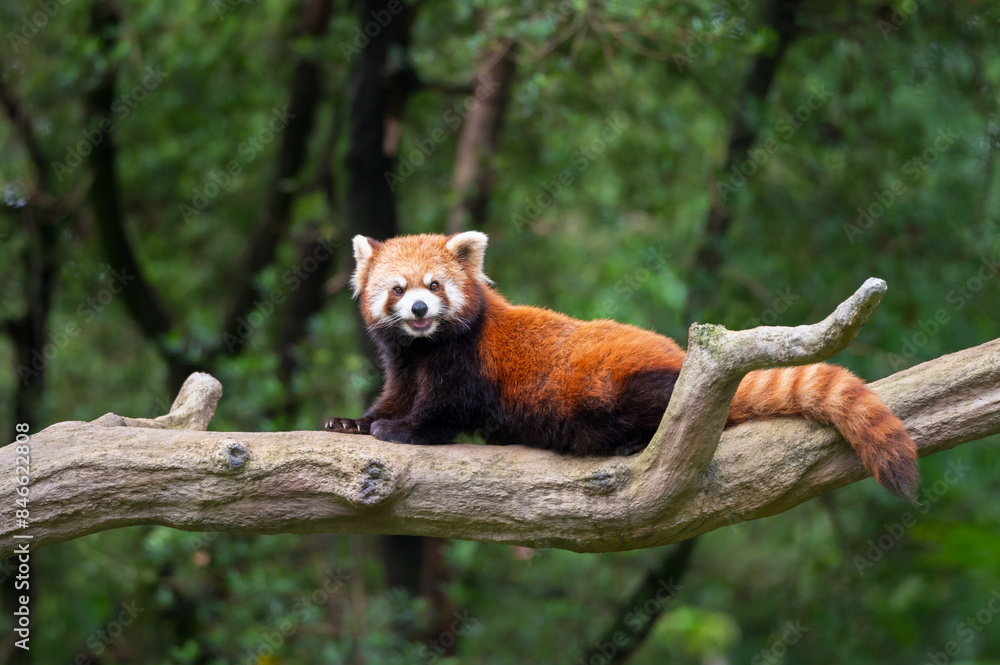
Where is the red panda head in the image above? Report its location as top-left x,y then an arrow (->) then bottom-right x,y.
350,231 -> 492,339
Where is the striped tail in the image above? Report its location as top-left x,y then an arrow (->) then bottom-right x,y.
728,363 -> 919,501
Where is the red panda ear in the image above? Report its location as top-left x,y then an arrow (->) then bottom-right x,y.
445,231 -> 492,285
351,235 -> 381,298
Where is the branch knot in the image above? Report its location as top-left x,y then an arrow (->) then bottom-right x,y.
350,458 -> 397,507
215,439 -> 251,471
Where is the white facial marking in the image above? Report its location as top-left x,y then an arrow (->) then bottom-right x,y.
368,290 -> 390,321
423,272 -> 435,287
395,288 -> 442,319
395,285 -> 444,338
368,276 -> 407,322
442,278 -> 465,319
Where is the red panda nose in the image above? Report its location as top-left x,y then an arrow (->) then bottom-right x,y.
411,301 -> 428,318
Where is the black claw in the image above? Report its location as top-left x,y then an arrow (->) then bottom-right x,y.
325,417 -> 370,435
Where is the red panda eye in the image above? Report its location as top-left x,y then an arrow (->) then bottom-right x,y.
429,281 -> 439,291
392,286 -> 404,295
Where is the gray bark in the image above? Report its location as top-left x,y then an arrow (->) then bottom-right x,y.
3,280 -> 998,558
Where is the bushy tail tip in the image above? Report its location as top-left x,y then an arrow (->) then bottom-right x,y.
868,429 -> 920,503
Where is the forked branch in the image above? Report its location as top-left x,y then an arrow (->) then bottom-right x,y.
643,278 -> 888,494
2,281 -> 997,558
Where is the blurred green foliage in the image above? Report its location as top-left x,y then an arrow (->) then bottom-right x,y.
1,0 -> 999,663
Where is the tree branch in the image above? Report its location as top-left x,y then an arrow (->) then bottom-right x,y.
89,371 -> 222,431
643,278 -> 887,495
3,282 -> 998,559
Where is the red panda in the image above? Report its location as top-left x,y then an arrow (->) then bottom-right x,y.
326,231 -> 920,500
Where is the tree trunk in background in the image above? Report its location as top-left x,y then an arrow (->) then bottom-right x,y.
379,536 -> 453,613
86,0 -> 199,393
267,228 -> 340,426
86,0 -> 335,396
345,0 -> 418,242
0,64 -> 59,416
343,0 -> 456,654
218,0 -> 334,364
344,0 -> 414,390
0,64 -> 61,665
447,38 -> 516,233
6,204 -> 57,432
686,0 -> 804,320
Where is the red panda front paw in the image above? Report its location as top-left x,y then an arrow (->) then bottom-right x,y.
369,419 -> 415,444
324,417 -> 372,435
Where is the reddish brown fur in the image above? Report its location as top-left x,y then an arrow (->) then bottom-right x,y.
331,232 -> 920,501
479,291 -> 918,498
728,364 -> 919,497
478,291 -> 686,417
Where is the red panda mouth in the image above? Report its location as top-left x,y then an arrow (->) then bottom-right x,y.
406,318 -> 434,332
